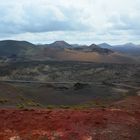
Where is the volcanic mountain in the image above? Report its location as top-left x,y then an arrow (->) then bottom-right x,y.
0,40 -> 136,63
0,40 -> 36,57
41,42 -> 135,63
98,43 -> 113,49
113,43 -> 140,56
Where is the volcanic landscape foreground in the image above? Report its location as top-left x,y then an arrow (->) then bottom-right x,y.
0,40 -> 139,140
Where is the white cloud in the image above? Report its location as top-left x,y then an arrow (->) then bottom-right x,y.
0,0 -> 140,44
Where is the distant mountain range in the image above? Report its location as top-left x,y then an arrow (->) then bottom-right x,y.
99,43 -> 140,56
0,40 -> 139,63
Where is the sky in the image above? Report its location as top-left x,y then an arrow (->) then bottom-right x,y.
0,0 -> 140,45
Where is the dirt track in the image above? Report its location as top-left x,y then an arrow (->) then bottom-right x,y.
0,108 -> 140,140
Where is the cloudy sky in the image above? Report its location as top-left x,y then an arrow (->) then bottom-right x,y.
0,0 -> 140,45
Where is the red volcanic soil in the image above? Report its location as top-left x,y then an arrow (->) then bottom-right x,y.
0,108 -> 140,140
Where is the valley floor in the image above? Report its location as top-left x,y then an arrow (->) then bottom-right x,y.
0,61 -> 139,140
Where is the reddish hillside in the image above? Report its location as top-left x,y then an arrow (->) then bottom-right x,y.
0,108 -> 139,140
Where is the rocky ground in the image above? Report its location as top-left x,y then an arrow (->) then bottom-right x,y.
0,61 -> 139,140
0,97 -> 140,140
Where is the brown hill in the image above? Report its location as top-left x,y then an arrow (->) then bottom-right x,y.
41,47 -> 135,63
